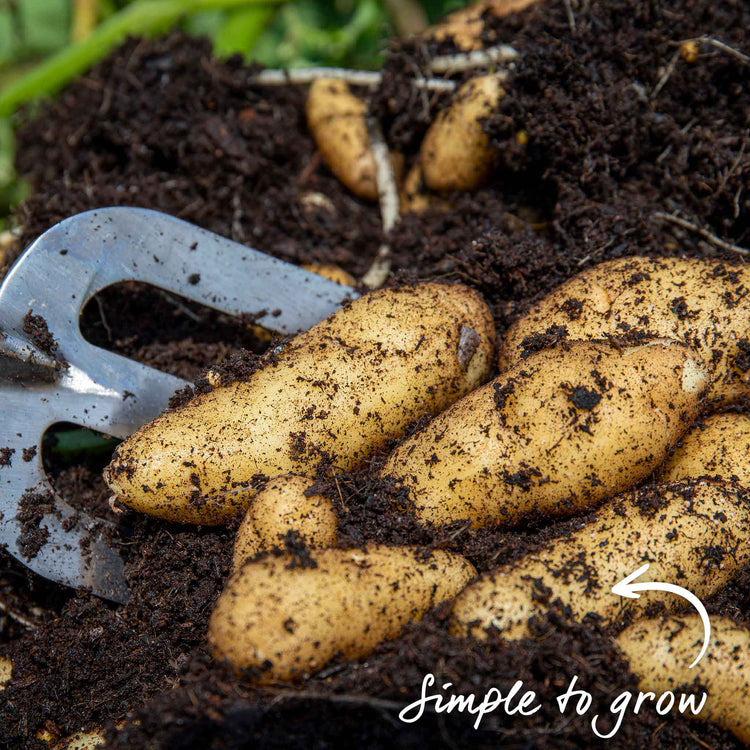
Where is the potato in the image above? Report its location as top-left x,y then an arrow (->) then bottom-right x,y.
400,163 -> 451,215
301,262 -> 356,287
63,730 -> 105,750
383,339 -> 706,529
420,74 -> 505,192
426,0 -> 540,51
616,615 -> 750,744
501,257 -> 750,406
657,413 -> 750,486
105,283 -> 495,524
451,480 -> 750,640
232,474 -> 337,572
306,79 -> 403,201
306,79 -> 376,201
209,544 -> 476,683
0,655 -> 11,690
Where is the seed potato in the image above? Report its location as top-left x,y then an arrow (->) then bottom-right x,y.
657,413 -> 750,486
616,615 -> 750,744
232,475 -> 337,572
420,74 -> 505,193
501,256 -> 750,405
450,481 -> 750,640
209,544 -> 476,683
105,283 -> 495,524
383,339 -> 706,529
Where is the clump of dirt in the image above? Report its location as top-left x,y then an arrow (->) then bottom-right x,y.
16,489 -> 56,559
1,0 -> 748,747
22,310 -> 59,356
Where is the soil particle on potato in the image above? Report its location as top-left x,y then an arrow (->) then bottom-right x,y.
566,384 -> 602,411
519,325 -> 569,358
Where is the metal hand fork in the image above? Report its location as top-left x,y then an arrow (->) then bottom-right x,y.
0,207 -> 357,604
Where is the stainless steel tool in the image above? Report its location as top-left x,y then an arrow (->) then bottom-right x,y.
0,207 -> 357,604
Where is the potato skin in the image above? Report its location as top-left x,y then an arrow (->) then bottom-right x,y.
209,545 -> 476,683
400,163 -> 451,215
501,256 -> 750,405
657,413 -> 750,486
451,481 -> 750,640
301,262 -> 356,287
420,74 -> 505,192
383,339 -> 706,529
104,283 -> 495,524
232,475 -> 337,573
616,615 -> 750,744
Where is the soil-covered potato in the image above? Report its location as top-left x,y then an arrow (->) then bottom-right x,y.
616,615 -> 750,744
0,656 -> 11,690
104,283 -> 495,524
425,0 -> 540,50
451,481 -> 750,640
420,74 -> 505,192
306,79 -> 403,201
231,475 -> 337,572
301,262 -> 356,287
209,545 -> 476,683
400,163 -> 451,214
657,413 -> 750,486
501,257 -> 750,406
306,78 -> 378,201
383,339 -> 706,529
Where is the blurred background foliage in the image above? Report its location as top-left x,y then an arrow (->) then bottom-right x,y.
0,0 -> 471,228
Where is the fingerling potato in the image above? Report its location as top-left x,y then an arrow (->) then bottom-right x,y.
231,475 -> 337,572
306,79 -> 403,201
420,74 -> 505,192
425,0 -> 540,51
657,413 -> 750,486
616,615 -> 750,744
209,544 -> 476,683
383,339 -> 706,529
501,257 -> 750,405
105,283 -> 495,524
450,480 -> 750,640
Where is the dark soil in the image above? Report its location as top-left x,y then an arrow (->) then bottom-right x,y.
22,311 -> 59,357
1,0 -> 749,748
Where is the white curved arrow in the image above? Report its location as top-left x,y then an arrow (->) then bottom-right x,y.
612,563 -> 711,668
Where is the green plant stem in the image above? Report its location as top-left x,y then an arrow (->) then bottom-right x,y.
213,4 -> 276,57
0,0 -> 283,118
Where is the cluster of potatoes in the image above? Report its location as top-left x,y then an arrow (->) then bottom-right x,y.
104,256 -> 750,743
306,72 -> 504,212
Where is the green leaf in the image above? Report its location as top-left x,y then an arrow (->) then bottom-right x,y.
0,10 -> 16,67
0,0 -> 285,118
212,4 -> 276,57
14,0 -> 71,58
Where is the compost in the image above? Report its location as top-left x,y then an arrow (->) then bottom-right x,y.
1,0 -> 748,746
